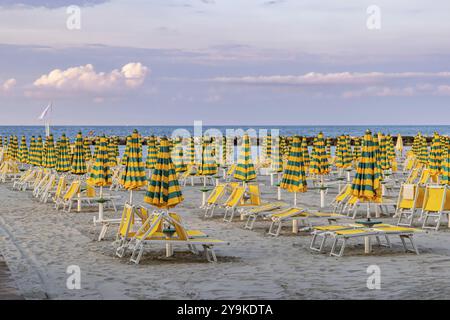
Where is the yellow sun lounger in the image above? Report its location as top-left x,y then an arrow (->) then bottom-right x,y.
115,205 -> 209,257
128,211 -> 228,264
396,184 -> 425,227
310,223 -> 420,257
421,185 -> 450,231
203,184 -> 228,218
243,201 -> 287,230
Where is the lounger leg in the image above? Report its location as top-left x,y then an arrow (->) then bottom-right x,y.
98,224 -> 108,241
408,236 -> 419,255
130,241 -> 144,264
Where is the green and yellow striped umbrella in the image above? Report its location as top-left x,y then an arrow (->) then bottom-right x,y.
18,136 -> 29,164
88,136 -> 112,187
120,129 -> 147,191
412,133 -> 422,157
144,137 -> 184,209
301,137 -> 310,168
42,134 -> 57,169
84,138 -> 92,162
378,133 -> 391,171
386,135 -> 397,171
441,146 -> 450,185
221,136 -> 227,166
172,138 -> 187,173
7,136 -> 19,161
310,132 -> 330,177
185,137 -> 196,166
326,137 -> 332,159
264,132 -> 272,164
335,136 -> 345,169
145,135 -> 158,169
0,136 -> 2,148
353,137 -> 361,161
121,135 -> 131,166
234,133 -> 256,182
351,130 -> 382,202
71,132 -> 87,175
35,136 -> 43,167
107,137 -> 118,167
428,132 -> 442,177
418,135 -> 428,165
226,135 -> 234,164
280,136 -> 307,205
272,136 -> 283,172
198,138 -> 218,176
28,136 -> 36,166
56,134 -> 71,173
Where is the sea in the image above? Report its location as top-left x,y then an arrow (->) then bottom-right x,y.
0,125 -> 446,139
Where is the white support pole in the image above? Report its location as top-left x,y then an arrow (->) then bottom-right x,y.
277,186 -> 281,200
98,186 -> 104,222
294,192 -> 297,207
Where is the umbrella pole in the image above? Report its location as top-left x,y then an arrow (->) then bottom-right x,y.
77,177 -> 82,212
292,192 -> 298,234
365,203 -> 372,253
129,190 -> 133,205
98,186 -> 104,222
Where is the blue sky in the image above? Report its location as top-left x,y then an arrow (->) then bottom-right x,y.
1,0 -> 450,125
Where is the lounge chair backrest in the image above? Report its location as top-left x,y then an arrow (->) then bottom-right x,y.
171,216 -> 189,241
86,185 -> 96,198
336,185 -> 352,202
63,181 -> 81,201
419,169 -> 430,185
55,177 -> 66,198
225,187 -> 245,207
118,204 -> 135,237
207,184 -> 225,204
423,186 -> 446,212
247,184 -> 261,206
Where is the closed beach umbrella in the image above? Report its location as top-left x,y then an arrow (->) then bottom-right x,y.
9,136 -> 19,161
185,137 -> 195,166
84,138 -> 92,162
353,137 -> 361,162
441,146 -> 450,185
145,135 -> 158,170
172,138 -> 187,173
378,133 -> 391,171
107,137 -> 118,167
351,130 -> 382,204
144,137 -> 184,209
121,135 -> 131,166
265,132 -> 272,164
56,134 -> 71,173
429,132 -> 442,177
43,134 -> 57,169
280,136 -> 307,206
35,136 -> 43,167
310,132 -> 330,181
418,135 -> 428,165
28,136 -> 36,166
71,132 -> 87,175
198,138 -> 218,177
301,137 -> 310,168
18,135 -> 29,164
234,133 -> 257,183
272,136 -> 283,172
396,134 -> 404,156
88,136 -> 112,186
120,129 -> 147,203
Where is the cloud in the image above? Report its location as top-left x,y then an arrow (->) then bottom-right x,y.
1,78 -> 17,92
31,62 -> 149,95
342,86 -> 416,98
211,72 -> 450,86
0,0 -> 109,9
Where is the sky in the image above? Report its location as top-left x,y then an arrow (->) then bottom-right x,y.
1,0 -> 450,125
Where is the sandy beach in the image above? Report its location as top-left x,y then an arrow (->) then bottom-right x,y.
1,175 -> 450,300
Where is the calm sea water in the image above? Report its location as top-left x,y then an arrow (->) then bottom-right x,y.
0,125 -> 446,139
